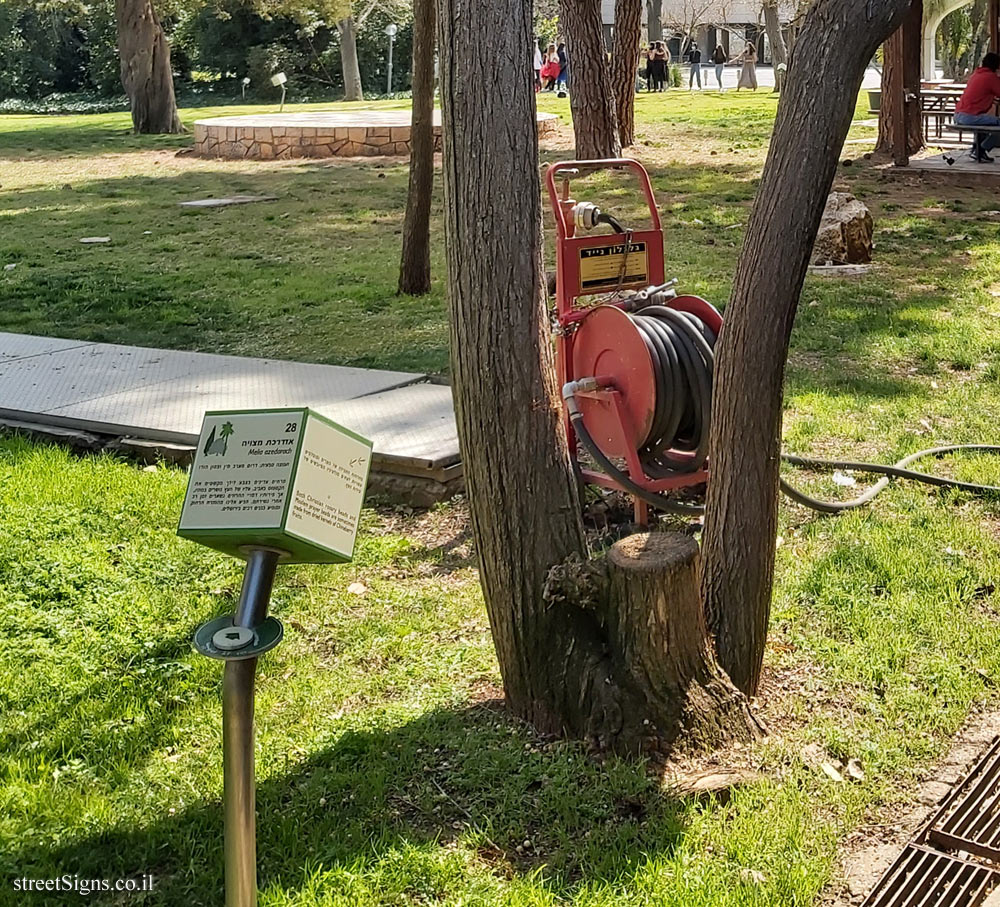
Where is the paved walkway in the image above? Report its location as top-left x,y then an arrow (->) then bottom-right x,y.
0,332 -> 459,480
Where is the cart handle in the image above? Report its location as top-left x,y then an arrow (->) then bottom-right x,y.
545,159 -> 662,238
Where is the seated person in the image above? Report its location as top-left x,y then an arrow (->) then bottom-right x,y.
955,52 -> 1000,162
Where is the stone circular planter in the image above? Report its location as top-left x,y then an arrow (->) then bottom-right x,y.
193,110 -> 560,160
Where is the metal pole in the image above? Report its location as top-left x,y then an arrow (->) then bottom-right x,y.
387,37 -> 394,95
222,548 -> 280,907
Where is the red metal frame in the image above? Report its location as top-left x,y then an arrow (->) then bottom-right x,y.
546,160 -> 719,521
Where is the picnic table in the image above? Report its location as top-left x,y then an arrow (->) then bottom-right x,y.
921,88 -> 965,111
921,88 -> 966,141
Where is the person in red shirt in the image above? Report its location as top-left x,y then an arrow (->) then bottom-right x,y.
955,52 -> 1000,162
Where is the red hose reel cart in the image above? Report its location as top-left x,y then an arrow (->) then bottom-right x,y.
546,159 -> 723,525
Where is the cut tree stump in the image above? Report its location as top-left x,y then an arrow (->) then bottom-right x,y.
603,532 -> 763,749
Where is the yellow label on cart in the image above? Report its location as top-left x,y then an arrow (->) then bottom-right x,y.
578,242 -> 648,291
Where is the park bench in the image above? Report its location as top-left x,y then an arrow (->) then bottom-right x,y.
944,121 -> 1000,160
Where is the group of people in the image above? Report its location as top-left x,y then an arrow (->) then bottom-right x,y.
534,40 -> 569,92
531,36 -> 761,96
643,40 -> 758,92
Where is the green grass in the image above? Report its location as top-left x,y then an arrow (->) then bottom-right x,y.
1,91 -> 999,905
0,92 -> 872,375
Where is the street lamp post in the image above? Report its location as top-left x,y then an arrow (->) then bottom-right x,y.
385,23 -> 398,94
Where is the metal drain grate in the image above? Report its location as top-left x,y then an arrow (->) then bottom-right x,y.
925,737 -> 1000,864
861,843 -> 999,906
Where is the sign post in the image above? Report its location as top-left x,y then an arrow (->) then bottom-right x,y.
179,408 -> 372,907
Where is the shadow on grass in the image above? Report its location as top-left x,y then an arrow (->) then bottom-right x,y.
0,628 -> 210,780
4,702 -> 691,906
0,162 -> 447,374
0,115 -> 191,160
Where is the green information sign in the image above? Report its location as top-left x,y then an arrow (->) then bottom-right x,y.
178,407 -> 372,564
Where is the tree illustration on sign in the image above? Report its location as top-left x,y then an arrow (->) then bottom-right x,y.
204,420 -> 235,456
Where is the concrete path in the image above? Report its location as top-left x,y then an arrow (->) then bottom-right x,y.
0,332 -> 459,482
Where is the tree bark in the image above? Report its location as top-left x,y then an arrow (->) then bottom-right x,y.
398,0 -> 437,295
875,0 -> 923,160
647,0 -> 663,41
701,0 -> 914,695
338,17 -> 364,101
439,0 -> 756,750
603,534 -> 762,747
115,0 -> 184,134
611,0 -> 643,147
560,0 -> 622,159
762,0 -> 787,92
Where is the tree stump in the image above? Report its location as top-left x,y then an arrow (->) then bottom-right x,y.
604,533 -> 761,749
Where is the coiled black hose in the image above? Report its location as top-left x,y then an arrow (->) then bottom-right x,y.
565,305 -> 1000,515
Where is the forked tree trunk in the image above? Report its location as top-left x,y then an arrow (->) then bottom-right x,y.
560,0 -> 622,158
647,0 -> 663,41
701,0 -> 914,695
338,17 -> 364,101
439,0 -> 756,751
876,0 -> 923,160
611,0 -> 643,147
762,0 -> 787,92
399,0 -> 436,295
115,0 -> 184,134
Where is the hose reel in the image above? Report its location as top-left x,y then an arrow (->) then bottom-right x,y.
546,158 -> 1000,522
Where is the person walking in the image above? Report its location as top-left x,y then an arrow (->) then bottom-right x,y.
955,52 -> 1000,161
737,41 -> 758,91
687,43 -> 702,90
533,38 -> 543,91
711,44 -> 727,91
556,41 -> 569,91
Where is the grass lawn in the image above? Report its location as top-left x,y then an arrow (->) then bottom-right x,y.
1,92 -> 1000,905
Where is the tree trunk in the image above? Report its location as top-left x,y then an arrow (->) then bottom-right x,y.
647,0 -> 663,41
700,0 -> 914,695
875,0 -> 923,159
338,17 -> 364,101
560,0 -> 622,159
611,0 -> 643,147
762,0 -> 787,92
115,0 -> 184,134
398,0 -> 436,295
439,0 -> 756,750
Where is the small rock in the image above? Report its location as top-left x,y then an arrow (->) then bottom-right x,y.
142,230 -> 152,235
79,236 -> 111,244
142,465 -> 158,473
832,471 -> 857,487
3,263 -> 16,271
377,172 -> 387,178
347,581 -> 368,596
821,761 -> 845,783
842,159 -> 853,166
62,183 -> 72,190
846,758 -> 865,782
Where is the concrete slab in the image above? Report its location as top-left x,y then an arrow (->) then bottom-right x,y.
0,333 -> 460,478
0,332 -> 94,363
180,196 -> 279,208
